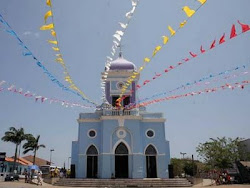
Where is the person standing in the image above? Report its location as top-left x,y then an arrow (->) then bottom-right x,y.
37,171 -> 42,186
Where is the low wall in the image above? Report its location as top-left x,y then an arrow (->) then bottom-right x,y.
187,177 -> 203,185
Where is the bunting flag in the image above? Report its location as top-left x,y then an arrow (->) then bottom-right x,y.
0,13 -> 96,105
40,0 -> 97,105
198,0 -> 207,5
130,80 -> 250,109
168,26 -> 176,36
238,20 -> 250,33
44,10 -> 52,23
136,65 -> 249,105
116,1 -> 207,107
100,0 -> 140,101
219,33 -> 226,44
230,24 -> 237,39
182,6 -> 196,18
40,23 -> 54,30
134,21 -> 250,91
210,39 -> 216,49
0,81 -> 95,109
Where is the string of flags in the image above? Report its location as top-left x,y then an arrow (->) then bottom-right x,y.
40,0 -> 97,105
129,80 -> 250,109
137,66 -> 249,105
101,0 -> 139,101
116,0 -> 207,107
0,13 -> 96,106
136,20 -> 250,90
0,81 -> 95,109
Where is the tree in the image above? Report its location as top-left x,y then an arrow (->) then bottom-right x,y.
1,127 -> 31,172
23,135 -> 46,165
196,137 -> 243,169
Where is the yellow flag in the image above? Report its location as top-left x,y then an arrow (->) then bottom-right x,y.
198,0 -> 206,4
180,20 -> 187,28
56,58 -> 63,63
48,40 -> 58,45
162,36 -> 169,44
182,6 -> 196,17
139,66 -> 144,71
46,0 -> 51,6
152,46 -> 162,56
131,75 -> 136,79
144,57 -> 150,63
52,47 -> 60,51
56,54 -> 62,57
168,26 -> 175,36
51,30 -> 56,37
40,23 -> 54,30
44,10 -> 52,23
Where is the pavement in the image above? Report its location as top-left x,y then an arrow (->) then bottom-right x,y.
0,180 -> 250,188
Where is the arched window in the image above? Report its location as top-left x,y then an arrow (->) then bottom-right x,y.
145,145 -> 157,155
115,143 -> 128,154
86,145 -> 98,155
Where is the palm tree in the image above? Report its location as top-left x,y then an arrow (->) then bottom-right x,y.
1,127 -> 32,172
23,135 -> 46,165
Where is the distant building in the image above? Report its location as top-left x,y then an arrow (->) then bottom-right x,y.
1,157 -> 32,174
22,155 -> 50,166
71,53 -> 170,179
239,138 -> 250,161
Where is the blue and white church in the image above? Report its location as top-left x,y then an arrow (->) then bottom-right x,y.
71,53 -> 170,179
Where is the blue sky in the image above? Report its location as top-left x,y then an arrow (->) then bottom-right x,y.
0,0 -> 250,167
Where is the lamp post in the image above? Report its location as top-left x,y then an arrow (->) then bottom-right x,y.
180,152 -> 187,159
50,149 -> 54,165
68,157 -> 71,170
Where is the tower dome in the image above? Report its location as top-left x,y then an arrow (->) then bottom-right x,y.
109,53 -> 136,71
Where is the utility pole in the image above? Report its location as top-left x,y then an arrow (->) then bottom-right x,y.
180,152 -> 187,159
50,149 -> 54,165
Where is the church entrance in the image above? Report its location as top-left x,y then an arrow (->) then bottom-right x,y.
145,145 -> 157,178
86,145 -> 98,178
115,143 -> 129,178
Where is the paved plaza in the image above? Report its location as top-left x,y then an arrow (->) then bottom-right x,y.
1,180 -> 250,188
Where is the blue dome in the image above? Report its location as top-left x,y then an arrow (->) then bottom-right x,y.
109,56 -> 136,71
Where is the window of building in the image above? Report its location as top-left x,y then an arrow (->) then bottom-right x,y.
88,129 -> 97,138
86,145 -> 98,155
145,145 -> 157,155
146,129 -> 155,138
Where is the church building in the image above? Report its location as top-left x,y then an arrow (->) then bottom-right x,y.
71,53 -> 170,179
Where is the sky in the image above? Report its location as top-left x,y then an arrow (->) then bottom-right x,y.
0,0 -> 250,167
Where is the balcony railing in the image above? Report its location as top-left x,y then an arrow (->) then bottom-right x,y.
103,109 -> 138,116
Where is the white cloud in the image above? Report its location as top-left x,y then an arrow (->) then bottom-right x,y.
23,31 -> 40,38
23,31 -> 32,35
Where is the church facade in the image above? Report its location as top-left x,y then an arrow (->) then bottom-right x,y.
71,54 -> 170,179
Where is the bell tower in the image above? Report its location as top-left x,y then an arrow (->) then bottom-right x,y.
103,53 -> 139,108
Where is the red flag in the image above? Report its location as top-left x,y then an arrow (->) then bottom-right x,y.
164,69 -> 169,72
178,62 -> 182,65
219,33 -> 225,44
143,80 -> 150,85
136,85 -> 141,89
189,52 -> 197,57
183,58 -> 189,62
210,40 -> 216,49
238,20 -> 250,33
169,66 -> 174,69
230,24 -> 237,39
200,46 -> 206,53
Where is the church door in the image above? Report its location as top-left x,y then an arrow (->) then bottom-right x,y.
145,145 -> 157,178
115,143 -> 129,178
86,145 -> 98,178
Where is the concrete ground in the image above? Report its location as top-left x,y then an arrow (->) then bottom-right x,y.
0,180 -> 250,188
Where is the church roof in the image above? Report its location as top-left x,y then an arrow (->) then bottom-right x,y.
109,55 -> 136,71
